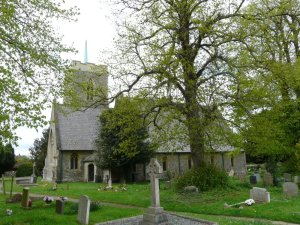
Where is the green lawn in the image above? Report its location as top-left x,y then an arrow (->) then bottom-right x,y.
2,178 -> 300,224
0,194 -> 143,225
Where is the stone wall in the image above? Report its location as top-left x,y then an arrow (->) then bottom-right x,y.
154,152 -> 246,179
58,150 -> 94,182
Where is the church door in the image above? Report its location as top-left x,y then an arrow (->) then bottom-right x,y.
88,164 -> 94,182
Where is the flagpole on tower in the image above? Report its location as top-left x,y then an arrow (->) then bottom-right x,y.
84,40 -> 88,64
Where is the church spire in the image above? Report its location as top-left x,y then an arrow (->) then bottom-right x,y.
84,40 -> 88,64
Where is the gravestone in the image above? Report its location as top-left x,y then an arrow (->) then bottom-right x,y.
250,187 -> 270,203
284,173 -> 292,182
21,187 -> 29,208
56,199 -> 64,214
228,169 -> 234,177
165,181 -> 171,189
254,173 -> 261,182
263,172 -> 273,186
140,158 -> 170,225
250,175 -> 257,185
77,195 -> 90,225
283,182 -> 298,198
184,186 -> 198,193
294,176 -> 300,184
237,172 -> 246,183
2,174 -> 6,194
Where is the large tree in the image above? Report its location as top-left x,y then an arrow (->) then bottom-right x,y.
0,0 -> 77,142
96,97 -> 155,176
29,128 -> 49,176
230,0 -> 300,165
104,0 -> 249,167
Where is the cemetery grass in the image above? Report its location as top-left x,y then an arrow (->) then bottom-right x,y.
5,178 -> 300,224
0,194 -> 143,225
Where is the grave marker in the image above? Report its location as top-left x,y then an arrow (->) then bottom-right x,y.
77,195 -> 90,225
140,158 -> 170,225
283,182 -> 298,198
2,174 -> 6,195
21,187 -> 29,208
263,172 -> 273,186
250,175 -> 257,185
284,173 -> 292,182
56,199 -> 64,214
250,187 -> 270,203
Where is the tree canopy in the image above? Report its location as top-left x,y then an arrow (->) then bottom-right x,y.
0,0 -> 77,142
29,128 -> 49,176
96,97 -> 155,172
100,0 -> 300,168
0,143 -> 15,175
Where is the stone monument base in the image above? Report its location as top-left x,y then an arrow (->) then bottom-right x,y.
140,207 -> 171,225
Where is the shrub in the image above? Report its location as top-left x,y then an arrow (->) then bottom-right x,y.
175,164 -> 229,192
16,162 -> 33,177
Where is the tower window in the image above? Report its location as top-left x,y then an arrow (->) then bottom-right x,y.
70,153 -> 78,169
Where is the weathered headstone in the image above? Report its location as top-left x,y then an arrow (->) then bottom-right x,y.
283,182 -> 298,198
294,176 -> 300,184
263,172 -> 273,186
77,195 -> 90,225
250,187 -> 270,203
284,173 -> 292,182
237,172 -> 246,183
184,186 -> 198,193
165,181 -> 171,189
21,187 -> 30,208
250,175 -> 257,185
2,174 -> 6,195
228,169 -> 234,177
140,158 -> 170,225
56,199 -> 64,214
254,173 -> 261,182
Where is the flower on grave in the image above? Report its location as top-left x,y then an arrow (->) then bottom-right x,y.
244,199 -> 255,206
59,196 -> 68,201
43,196 -> 54,204
28,199 -> 32,207
6,209 -> 13,216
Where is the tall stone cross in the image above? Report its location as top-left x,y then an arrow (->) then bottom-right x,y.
148,158 -> 163,208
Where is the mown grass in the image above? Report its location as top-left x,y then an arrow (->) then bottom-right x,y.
0,194 -> 143,225
3,178 -> 300,224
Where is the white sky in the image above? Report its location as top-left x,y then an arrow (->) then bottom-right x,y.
15,0 -> 116,156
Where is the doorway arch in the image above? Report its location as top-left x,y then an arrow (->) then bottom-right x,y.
88,164 -> 95,182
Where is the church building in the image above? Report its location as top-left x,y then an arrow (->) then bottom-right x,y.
43,61 -> 246,183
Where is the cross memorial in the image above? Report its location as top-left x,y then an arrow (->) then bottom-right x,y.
140,158 -> 170,225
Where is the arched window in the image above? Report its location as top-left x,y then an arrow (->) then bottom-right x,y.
70,153 -> 78,169
87,78 -> 94,100
162,156 -> 167,171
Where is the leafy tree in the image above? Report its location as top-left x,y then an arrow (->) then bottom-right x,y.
230,0 -> 300,167
96,97 -> 155,178
0,143 -> 15,175
29,128 -> 49,176
0,0 -> 77,142
104,0 -> 250,167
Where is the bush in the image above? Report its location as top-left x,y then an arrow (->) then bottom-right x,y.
16,162 -> 33,177
175,164 -> 229,192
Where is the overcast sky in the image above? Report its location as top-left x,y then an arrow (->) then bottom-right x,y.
15,0 -> 115,156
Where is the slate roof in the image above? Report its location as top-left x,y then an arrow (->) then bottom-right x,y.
54,106 -> 103,151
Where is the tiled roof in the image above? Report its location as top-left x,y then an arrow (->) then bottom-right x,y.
55,106 -> 103,151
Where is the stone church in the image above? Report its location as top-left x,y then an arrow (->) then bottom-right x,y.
43,61 -> 246,183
